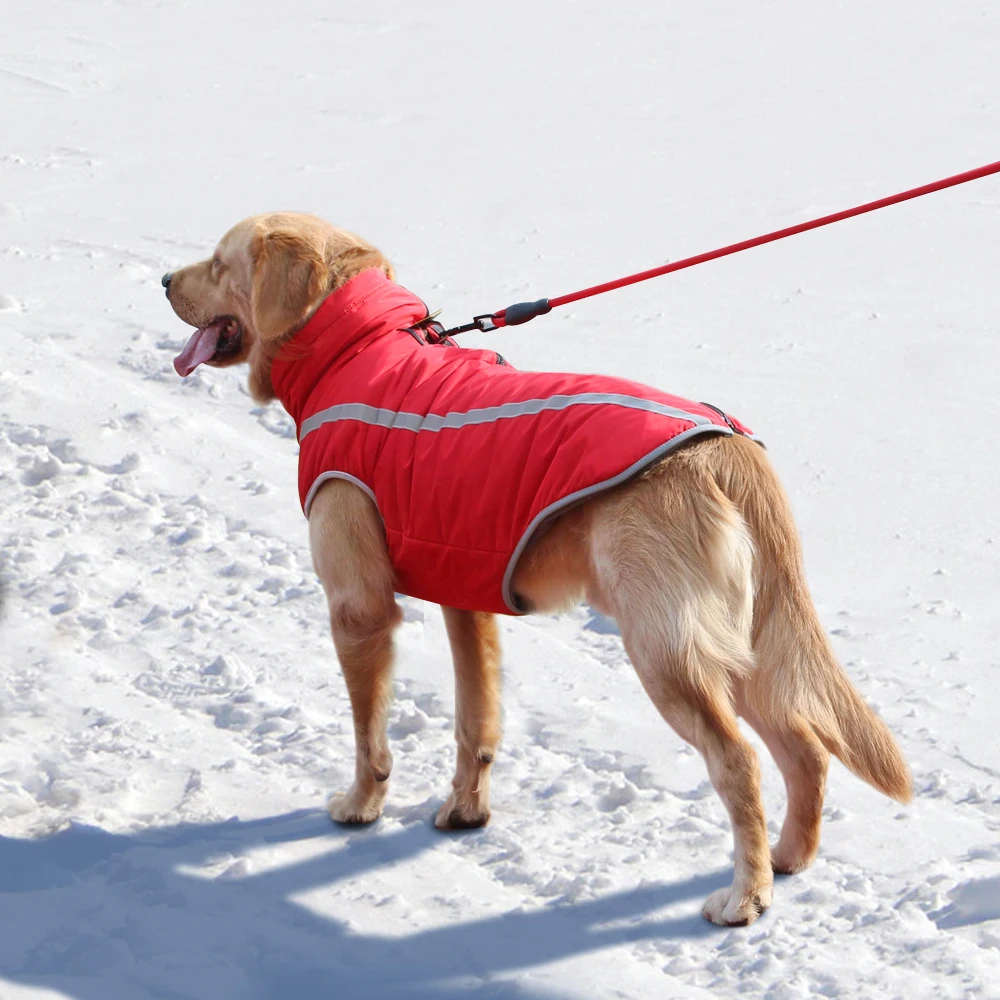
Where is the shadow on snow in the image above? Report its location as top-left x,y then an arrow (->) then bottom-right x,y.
0,809 -> 729,998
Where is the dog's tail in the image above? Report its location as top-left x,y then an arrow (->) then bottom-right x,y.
711,434 -> 912,803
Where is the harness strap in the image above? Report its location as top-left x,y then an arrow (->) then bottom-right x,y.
404,315 -> 458,347
700,402 -> 744,436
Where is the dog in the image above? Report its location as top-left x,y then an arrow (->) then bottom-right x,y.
163,212 -> 911,926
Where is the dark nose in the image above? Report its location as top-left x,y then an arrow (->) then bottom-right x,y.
161,272 -> 173,296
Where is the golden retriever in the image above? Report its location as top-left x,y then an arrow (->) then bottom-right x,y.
163,212 -> 911,926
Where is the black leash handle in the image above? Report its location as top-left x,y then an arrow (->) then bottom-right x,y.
438,298 -> 551,339
497,298 -> 551,326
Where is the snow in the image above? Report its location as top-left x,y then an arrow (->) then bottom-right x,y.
1,0 -> 999,996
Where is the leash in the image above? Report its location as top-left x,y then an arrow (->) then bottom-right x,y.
434,159 -> 1000,340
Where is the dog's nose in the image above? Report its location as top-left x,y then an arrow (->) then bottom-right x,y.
161,272 -> 173,296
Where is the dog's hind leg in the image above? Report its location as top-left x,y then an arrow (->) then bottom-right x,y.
711,433 -> 910,871
435,608 -> 502,830
633,665 -> 772,925
310,478 -> 402,824
736,704 -> 829,874
591,463 -> 772,926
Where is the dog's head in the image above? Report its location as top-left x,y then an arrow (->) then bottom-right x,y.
164,212 -> 394,401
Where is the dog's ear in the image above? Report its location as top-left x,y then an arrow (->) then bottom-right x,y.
328,245 -> 396,287
250,229 -> 329,342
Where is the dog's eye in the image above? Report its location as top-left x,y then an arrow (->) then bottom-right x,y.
211,257 -> 224,277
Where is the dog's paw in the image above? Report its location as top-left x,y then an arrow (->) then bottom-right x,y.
433,792 -> 490,831
771,829 -> 820,875
771,844 -> 817,876
702,881 -> 772,927
328,785 -> 386,825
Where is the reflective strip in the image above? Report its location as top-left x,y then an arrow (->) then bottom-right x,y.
299,393 -> 714,442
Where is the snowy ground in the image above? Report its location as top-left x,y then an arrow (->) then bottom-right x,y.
2,1 -> 999,997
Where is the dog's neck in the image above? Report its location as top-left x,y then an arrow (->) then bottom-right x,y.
270,269 -> 428,428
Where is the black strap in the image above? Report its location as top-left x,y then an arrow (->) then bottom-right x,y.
700,401 -> 744,436
403,315 -> 458,347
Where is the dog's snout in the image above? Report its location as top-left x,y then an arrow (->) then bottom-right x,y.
161,272 -> 173,296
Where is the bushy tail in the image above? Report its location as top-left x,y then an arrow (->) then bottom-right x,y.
712,435 -> 912,803
807,660 -> 913,802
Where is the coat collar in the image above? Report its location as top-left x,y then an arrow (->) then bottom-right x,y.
270,269 -> 428,425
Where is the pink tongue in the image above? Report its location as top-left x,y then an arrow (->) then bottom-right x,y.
173,323 -> 222,376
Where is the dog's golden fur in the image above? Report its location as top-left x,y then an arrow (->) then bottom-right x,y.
166,212 -> 911,926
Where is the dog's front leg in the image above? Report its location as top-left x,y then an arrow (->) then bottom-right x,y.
435,607 -> 501,830
310,479 -> 401,824
325,598 -> 401,823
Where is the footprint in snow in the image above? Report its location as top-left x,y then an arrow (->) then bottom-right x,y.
21,455 -> 61,485
931,876 -> 1000,929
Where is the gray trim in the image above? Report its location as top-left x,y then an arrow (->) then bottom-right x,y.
304,471 -> 380,519
300,407 -> 755,615
298,393 -> 715,442
500,425 -> 733,614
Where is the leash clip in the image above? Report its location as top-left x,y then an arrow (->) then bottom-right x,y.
472,313 -> 499,332
433,313 -> 499,341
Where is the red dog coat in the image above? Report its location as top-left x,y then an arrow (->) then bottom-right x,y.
270,269 -> 753,614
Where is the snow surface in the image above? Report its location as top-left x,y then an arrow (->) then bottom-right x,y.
2,1 -> 999,997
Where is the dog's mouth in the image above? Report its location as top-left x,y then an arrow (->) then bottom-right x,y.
173,317 -> 245,377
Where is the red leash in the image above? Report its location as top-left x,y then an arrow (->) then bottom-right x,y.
440,159 -> 1000,337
